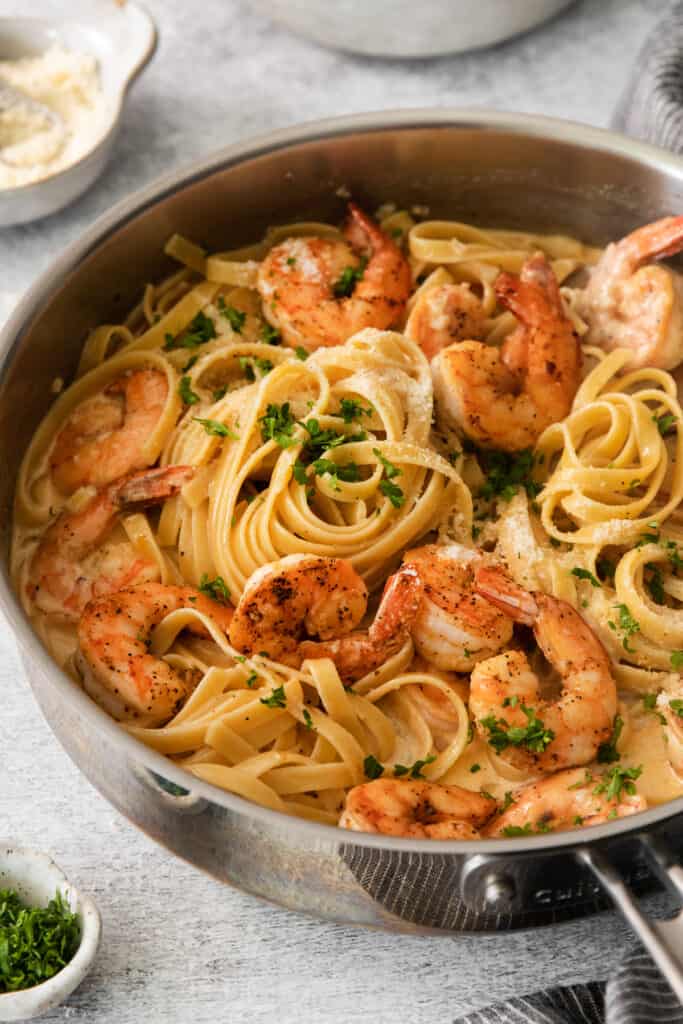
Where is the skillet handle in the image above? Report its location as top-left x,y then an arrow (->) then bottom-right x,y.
579,842 -> 683,1002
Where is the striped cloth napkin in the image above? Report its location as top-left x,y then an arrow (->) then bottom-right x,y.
458,4 -> 683,1020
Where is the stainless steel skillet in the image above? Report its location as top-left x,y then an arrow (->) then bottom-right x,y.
1,108 -> 683,993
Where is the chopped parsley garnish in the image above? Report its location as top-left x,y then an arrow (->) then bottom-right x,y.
363,754 -> 384,779
182,354 -> 198,373
212,386 -> 228,401
261,322 -> 282,345
238,356 -> 273,381
636,522 -> 661,547
573,816 -> 584,826
295,346 -> 308,360
331,257 -> 367,298
0,889 -> 80,993
260,685 -> 287,709
502,820 -> 553,837
310,458 -> 360,490
481,704 -> 555,755
290,419 -> 367,488
469,763 -> 481,773
501,823 -> 533,837
178,375 -> 200,405
645,563 -> 665,605
635,526 -> 683,574
607,604 -> 640,652
259,402 -> 298,447
475,447 -> 541,503
593,764 -> 642,801
670,699 -> 683,718
597,714 -> 623,764
292,460 -> 308,485
245,671 -> 258,688
164,310 -> 216,351
217,297 -> 246,333
302,418 -> 366,460
302,708 -> 314,730
671,651 -> 683,671
193,417 -> 238,439
501,791 -> 515,812
654,411 -> 677,436
642,692 -> 666,724
393,755 -> 436,779
373,448 -> 405,508
338,398 -> 373,423
198,574 -> 231,604
571,567 -> 601,588
568,769 -> 594,790
596,557 -> 616,581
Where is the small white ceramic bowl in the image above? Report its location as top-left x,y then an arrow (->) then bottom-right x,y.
0,846 -> 101,1022
248,0 -> 575,57
0,1 -> 156,227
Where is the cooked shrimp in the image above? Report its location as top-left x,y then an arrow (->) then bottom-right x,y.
485,767 -> 646,837
257,203 -> 412,352
403,543 -> 513,672
300,563 -> 423,681
470,567 -> 617,772
50,368 -> 169,494
432,253 -> 581,451
579,216 -> 683,370
229,554 -> 370,666
340,778 -> 497,838
405,283 -> 485,361
77,582 -> 234,727
30,465 -> 192,620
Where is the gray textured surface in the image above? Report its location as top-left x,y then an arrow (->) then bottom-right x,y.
0,1 -> 674,1020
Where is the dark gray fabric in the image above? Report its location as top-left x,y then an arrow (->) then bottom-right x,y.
457,5 -> 683,1019
455,951 -> 683,1024
613,1 -> 683,148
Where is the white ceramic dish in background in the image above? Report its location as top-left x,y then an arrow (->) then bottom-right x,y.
0,846 -> 101,1022
0,1 -> 156,228
248,0 -> 575,57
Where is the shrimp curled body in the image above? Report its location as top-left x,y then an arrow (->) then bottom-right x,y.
470,567 -> 617,773
50,368 -> 169,495
405,283 -> 485,361
340,778 -> 497,838
579,216 -> 683,370
229,554 -> 423,682
257,203 -> 412,352
403,543 -> 513,672
432,254 -> 581,451
485,767 -> 646,837
77,582 -> 234,727
30,465 -> 193,620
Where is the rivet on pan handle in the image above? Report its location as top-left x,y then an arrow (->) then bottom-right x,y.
579,842 -> 683,1002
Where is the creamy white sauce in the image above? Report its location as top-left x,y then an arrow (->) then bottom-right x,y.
0,44 -> 109,189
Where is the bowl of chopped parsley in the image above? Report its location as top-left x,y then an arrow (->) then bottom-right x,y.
0,846 -> 100,1021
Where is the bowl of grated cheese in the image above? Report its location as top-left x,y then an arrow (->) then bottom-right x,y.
0,1 -> 156,227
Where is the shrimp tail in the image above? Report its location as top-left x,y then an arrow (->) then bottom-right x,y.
623,215 -> 683,265
369,565 -> 423,646
495,253 -> 563,324
345,201 -> 390,253
112,465 -> 194,510
473,566 -> 538,626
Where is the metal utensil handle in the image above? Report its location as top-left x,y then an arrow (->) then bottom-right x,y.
579,843 -> 683,1002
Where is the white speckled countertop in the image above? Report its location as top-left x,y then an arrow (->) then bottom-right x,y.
0,1 -> 677,1020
